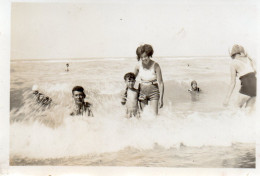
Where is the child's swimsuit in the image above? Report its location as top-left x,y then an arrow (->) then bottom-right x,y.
122,88 -> 139,117
138,61 -> 160,101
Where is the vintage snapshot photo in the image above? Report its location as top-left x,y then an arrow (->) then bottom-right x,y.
1,0 -> 259,175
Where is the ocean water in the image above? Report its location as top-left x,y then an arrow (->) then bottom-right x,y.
10,57 -> 256,167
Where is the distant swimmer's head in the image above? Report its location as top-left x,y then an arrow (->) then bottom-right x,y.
191,80 -> 198,91
72,86 -> 86,105
124,72 -> 136,89
230,44 -> 246,59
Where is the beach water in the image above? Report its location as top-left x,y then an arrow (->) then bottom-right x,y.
10,57 -> 256,167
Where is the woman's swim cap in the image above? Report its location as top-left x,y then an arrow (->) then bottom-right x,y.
230,44 -> 245,57
32,84 -> 38,91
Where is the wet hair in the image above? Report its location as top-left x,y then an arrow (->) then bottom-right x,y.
191,80 -> 197,86
124,72 -> 136,81
191,80 -> 200,91
136,45 -> 143,61
141,44 -> 154,58
136,44 -> 154,61
72,86 -> 86,97
123,73 -> 136,100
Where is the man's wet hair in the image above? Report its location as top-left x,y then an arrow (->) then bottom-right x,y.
72,86 -> 85,96
124,72 -> 136,81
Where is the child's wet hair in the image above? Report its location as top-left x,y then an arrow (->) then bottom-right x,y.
72,86 -> 86,96
191,80 -> 197,86
124,72 -> 136,81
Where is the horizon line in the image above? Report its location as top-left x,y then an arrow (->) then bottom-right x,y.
11,55 -> 229,61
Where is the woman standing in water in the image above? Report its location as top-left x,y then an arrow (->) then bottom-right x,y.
223,44 -> 257,108
134,44 -> 164,115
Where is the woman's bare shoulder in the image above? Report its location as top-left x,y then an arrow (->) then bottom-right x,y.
230,59 -> 239,67
153,61 -> 161,70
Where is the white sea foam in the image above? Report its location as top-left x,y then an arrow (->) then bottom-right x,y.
10,106 -> 255,158
10,57 -> 255,159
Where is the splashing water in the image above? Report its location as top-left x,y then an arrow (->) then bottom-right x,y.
10,57 -> 256,167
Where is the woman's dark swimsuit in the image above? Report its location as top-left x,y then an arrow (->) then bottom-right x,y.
239,72 -> 256,97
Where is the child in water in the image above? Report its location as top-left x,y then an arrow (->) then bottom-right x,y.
70,86 -> 94,117
65,63 -> 69,72
188,80 -> 201,101
121,72 -> 141,118
188,80 -> 200,92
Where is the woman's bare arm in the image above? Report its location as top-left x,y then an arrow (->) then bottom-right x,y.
248,56 -> 257,73
223,64 -> 237,106
155,63 -> 164,108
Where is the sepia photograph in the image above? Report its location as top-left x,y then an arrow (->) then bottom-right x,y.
1,0 -> 260,175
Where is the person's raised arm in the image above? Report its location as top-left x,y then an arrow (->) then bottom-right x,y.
223,64 -> 236,106
155,63 -> 164,108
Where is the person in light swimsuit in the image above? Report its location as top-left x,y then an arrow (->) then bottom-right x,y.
223,44 -> 256,108
134,44 -> 164,115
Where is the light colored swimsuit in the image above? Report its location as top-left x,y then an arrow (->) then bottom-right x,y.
233,57 -> 255,77
138,61 -> 160,101
139,61 -> 157,83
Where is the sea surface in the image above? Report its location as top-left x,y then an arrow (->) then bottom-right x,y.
10,57 -> 256,167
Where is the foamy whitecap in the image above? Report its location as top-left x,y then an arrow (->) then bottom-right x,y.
10,57 -> 256,160
10,102 -> 255,158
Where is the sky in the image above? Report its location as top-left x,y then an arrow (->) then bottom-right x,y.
11,0 -> 259,59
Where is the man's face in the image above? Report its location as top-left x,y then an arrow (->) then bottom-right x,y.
73,91 -> 85,105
